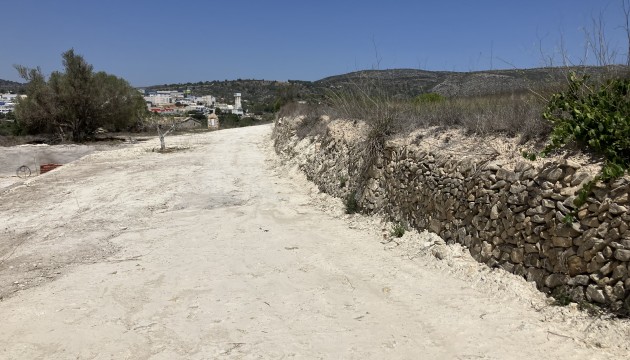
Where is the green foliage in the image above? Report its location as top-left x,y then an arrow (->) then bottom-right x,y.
344,191 -> 359,214
218,113 -> 241,128
339,176 -> 347,188
14,49 -> 146,141
273,84 -> 300,112
0,119 -> 19,136
521,151 -> 537,161
413,93 -> 445,104
551,287 -> 572,306
542,72 -> 630,210
187,110 -> 207,121
390,223 -> 407,238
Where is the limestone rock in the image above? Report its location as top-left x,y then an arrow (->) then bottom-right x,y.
545,274 -> 569,288
496,168 -> 518,182
614,249 -> 630,261
510,248 -> 524,263
586,285 -> 607,303
567,256 -> 586,276
551,236 -> 573,248
568,275 -> 590,286
609,203 -> 628,215
490,205 -> 499,220
544,167 -> 564,182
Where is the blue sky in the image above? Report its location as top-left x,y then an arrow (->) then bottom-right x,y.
0,0 -> 627,86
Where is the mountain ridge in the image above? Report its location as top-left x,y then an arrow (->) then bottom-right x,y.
4,65 -> 627,107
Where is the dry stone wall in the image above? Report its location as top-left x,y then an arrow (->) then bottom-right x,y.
273,117 -> 630,314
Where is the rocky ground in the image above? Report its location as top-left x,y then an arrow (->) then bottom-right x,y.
0,124 -> 629,359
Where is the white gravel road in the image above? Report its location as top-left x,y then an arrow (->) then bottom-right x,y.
0,124 -> 628,359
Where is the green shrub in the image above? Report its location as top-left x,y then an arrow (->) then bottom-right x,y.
390,222 -> 407,238
542,72 -> 630,210
339,176 -> 347,188
413,93 -> 445,104
551,286 -> 572,306
344,191 -> 359,214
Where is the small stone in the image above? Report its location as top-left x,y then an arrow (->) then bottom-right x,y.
544,167 -> 564,182
501,262 -> 515,273
609,203 -> 628,215
490,205 -> 499,220
581,217 -> 600,228
484,163 -> 501,171
514,162 -> 534,173
586,285 -> 607,303
602,246 -> 613,258
560,159 -> 581,169
613,282 -> 625,299
577,208 -> 589,220
490,180 -> 508,190
429,219 -> 441,234
570,288 -> 586,302
567,256 -> 586,276
568,275 -> 590,286
604,285 -> 617,302
531,215 -> 546,223
612,265 -> 628,280
524,243 -> 539,253
554,223 -> 581,237
614,193 -> 629,204
600,261 -> 615,275
509,184 -> 527,194
542,199 -> 555,208
481,241 -> 493,258
431,245 -> 448,260
571,172 -> 592,187
555,202 -> 570,215
510,248 -> 524,263
614,249 -> 630,261
552,236 -> 573,248
545,273 -> 569,288
496,168 -> 518,182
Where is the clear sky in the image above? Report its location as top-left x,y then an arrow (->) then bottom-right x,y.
0,0 -> 627,86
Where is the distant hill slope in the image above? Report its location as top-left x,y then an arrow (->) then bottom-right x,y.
314,66 -> 628,98
143,65 -> 629,109
0,79 -> 26,93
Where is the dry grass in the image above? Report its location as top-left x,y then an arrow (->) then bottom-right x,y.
284,89 -> 552,144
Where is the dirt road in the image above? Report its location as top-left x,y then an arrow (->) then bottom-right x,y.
0,125 -> 629,359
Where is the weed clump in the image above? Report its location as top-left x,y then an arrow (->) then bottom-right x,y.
344,191 -> 359,214
390,223 -> 407,238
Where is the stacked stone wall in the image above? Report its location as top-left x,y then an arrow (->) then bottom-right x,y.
273,117 -> 630,313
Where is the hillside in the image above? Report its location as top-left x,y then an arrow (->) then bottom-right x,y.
314,66 -> 628,97
142,66 -> 628,110
0,79 -> 25,93
143,79 -> 294,113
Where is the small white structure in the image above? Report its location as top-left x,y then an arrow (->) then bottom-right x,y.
232,92 -> 244,116
207,113 -> 219,129
234,93 -> 242,109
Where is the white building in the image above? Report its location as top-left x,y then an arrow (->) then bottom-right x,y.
197,95 -> 216,106
215,93 -> 244,115
0,93 -> 19,101
0,94 -> 22,114
144,93 -> 172,106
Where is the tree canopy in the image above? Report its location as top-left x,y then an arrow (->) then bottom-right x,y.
14,49 -> 146,141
